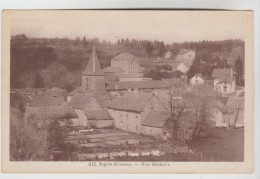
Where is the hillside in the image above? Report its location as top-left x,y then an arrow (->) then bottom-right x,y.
10,35 -> 245,90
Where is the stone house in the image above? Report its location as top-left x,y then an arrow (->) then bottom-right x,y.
212,68 -> 236,95
107,92 -> 167,134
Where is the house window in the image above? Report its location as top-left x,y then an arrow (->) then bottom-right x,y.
149,129 -> 152,135
195,79 -> 198,84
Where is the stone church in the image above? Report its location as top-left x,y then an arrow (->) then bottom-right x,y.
67,47 -> 113,128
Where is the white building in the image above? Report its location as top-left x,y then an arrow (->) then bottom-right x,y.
189,73 -> 205,85
212,68 -> 236,95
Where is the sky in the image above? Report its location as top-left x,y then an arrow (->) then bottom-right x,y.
9,10 -> 247,44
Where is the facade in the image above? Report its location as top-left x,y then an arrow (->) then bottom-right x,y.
212,68 -> 236,95
108,92 -> 167,134
111,52 -> 140,74
175,49 -> 196,62
189,73 -> 205,85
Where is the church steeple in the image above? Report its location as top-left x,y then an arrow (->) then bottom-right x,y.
82,47 -> 104,76
82,47 -> 105,92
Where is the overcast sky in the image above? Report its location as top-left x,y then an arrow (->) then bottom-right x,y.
10,10 -> 247,44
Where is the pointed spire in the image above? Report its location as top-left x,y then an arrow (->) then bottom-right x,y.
82,47 -> 104,76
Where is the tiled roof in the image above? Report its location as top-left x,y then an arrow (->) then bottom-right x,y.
24,106 -> 78,121
29,94 -> 65,107
102,66 -> 125,73
142,110 -> 171,128
68,93 -> 94,110
108,92 -> 153,112
93,93 -> 111,109
106,80 -> 170,91
84,110 -> 112,120
82,47 -> 104,76
111,52 -> 137,61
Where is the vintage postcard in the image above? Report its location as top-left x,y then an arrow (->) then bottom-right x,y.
1,10 -> 253,173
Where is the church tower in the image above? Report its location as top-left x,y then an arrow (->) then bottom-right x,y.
82,47 -> 105,93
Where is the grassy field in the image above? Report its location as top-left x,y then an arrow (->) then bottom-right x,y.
117,128 -> 244,162
189,128 -> 244,162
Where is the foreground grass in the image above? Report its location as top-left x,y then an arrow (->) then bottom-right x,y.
115,128 -> 244,162
189,127 -> 244,162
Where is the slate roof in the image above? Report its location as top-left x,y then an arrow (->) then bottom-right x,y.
108,92 -> 153,112
142,110 -> 171,128
111,52 -> 137,61
212,68 -> 234,81
24,106 -> 78,121
106,80 -> 170,91
102,66 -> 125,73
84,110 -> 112,120
82,47 -> 104,76
68,93 -> 94,110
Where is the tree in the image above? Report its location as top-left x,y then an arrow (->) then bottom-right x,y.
166,85 -> 216,145
235,56 -> 244,85
145,42 -> 154,57
82,36 -> 87,48
48,120 -> 66,149
158,41 -> 166,57
33,72 -> 45,88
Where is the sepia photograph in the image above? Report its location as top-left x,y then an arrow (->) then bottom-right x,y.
1,10 -> 254,173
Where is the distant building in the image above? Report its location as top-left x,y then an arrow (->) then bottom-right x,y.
102,66 -> 124,83
111,52 -> 140,74
171,49 -> 196,73
189,73 -> 205,85
107,92 -> 167,134
212,68 -> 236,95
210,96 -> 244,127
174,49 -> 196,62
